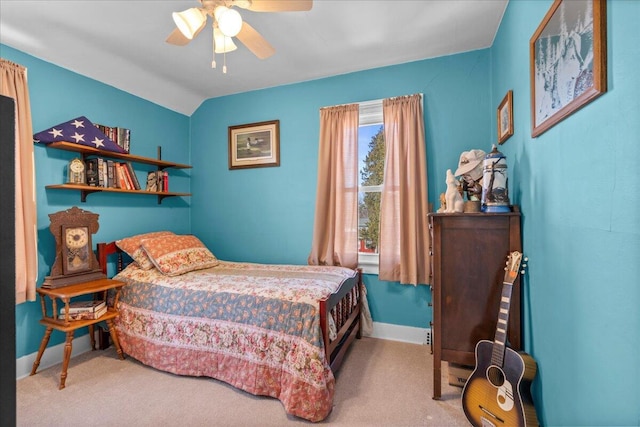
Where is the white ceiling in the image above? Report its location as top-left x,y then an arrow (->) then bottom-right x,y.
0,0 -> 508,115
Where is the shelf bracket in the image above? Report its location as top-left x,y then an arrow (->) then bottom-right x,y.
80,189 -> 101,203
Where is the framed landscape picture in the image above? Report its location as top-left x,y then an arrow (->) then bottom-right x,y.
529,0 -> 607,137
228,120 -> 280,170
497,90 -> 514,144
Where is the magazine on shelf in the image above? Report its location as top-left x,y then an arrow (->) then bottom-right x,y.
59,305 -> 108,321
61,300 -> 106,314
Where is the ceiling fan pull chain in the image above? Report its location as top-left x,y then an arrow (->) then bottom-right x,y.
223,43 -> 228,74
211,21 -> 217,69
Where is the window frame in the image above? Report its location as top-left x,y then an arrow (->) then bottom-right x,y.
358,99 -> 384,275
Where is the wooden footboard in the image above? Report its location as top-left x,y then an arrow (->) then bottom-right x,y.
320,269 -> 362,373
97,242 -> 361,373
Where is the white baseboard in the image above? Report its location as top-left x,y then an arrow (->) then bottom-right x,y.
369,321 -> 431,346
16,332 -> 95,380
16,323 -> 430,379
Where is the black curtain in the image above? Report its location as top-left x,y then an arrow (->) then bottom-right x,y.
0,94 -> 17,425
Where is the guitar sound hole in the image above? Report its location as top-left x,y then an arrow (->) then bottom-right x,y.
486,366 -> 505,387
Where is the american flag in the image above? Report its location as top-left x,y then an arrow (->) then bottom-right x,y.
33,116 -> 126,153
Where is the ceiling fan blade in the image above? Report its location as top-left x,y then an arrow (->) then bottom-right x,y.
165,21 -> 207,46
245,0 -> 312,12
236,22 -> 275,59
166,28 -> 192,46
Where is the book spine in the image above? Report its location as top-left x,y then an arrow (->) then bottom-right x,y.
106,160 -> 115,188
103,160 -> 108,188
97,157 -> 105,187
125,162 -> 141,190
125,128 -> 130,153
163,170 -> 168,192
114,163 -> 127,190
124,164 -> 133,190
120,163 -> 135,190
156,171 -> 163,193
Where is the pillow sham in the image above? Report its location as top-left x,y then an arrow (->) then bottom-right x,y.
142,234 -> 219,276
115,231 -> 175,270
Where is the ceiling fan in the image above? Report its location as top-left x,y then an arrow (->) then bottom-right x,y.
167,0 -> 312,72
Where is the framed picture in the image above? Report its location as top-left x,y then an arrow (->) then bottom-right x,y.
529,0 -> 607,137
228,120 -> 280,170
497,90 -> 514,144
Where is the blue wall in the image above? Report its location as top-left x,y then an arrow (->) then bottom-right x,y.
6,0 -> 640,422
1,45 -> 192,358
491,1 -> 639,425
190,50 -> 492,328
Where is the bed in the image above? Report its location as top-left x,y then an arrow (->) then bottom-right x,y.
97,233 -> 362,422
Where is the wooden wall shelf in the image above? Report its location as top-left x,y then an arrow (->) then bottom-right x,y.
43,141 -> 191,204
45,183 -> 191,203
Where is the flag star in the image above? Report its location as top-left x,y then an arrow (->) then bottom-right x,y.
71,119 -> 85,128
91,137 -> 105,148
71,132 -> 85,143
48,128 -> 63,139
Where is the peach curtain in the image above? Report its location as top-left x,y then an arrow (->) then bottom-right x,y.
0,58 -> 38,303
379,94 -> 430,285
308,104 -> 359,269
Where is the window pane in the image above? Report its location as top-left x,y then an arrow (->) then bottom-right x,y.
358,124 -> 384,254
358,190 -> 380,253
359,125 -> 385,187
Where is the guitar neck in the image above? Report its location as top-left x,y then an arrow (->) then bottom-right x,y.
491,280 -> 514,367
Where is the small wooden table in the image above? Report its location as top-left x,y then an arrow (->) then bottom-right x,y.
30,278 -> 126,389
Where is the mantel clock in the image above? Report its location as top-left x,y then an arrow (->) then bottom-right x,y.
67,157 -> 86,184
42,206 -> 106,288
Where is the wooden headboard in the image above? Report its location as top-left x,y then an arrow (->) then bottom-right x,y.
97,242 -> 126,276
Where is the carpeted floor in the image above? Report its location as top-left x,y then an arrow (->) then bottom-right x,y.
17,337 -> 469,426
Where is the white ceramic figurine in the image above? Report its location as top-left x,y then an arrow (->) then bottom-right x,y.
444,169 -> 464,213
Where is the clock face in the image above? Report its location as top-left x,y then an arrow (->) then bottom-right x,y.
65,227 -> 88,249
70,158 -> 85,173
62,225 -> 92,274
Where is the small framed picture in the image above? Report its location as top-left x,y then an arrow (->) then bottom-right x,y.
228,120 -> 280,170
497,90 -> 514,144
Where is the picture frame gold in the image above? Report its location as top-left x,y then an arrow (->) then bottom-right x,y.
228,120 -> 280,170
497,90 -> 514,144
530,0 -> 607,137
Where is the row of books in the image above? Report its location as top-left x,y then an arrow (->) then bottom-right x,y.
86,158 -> 142,190
94,123 -> 130,153
58,300 -> 107,321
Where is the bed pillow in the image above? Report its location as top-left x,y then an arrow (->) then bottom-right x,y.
142,234 -> 219,276
115,231 -> 176,270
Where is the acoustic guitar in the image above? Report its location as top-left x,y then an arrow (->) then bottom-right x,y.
461,251 -> 539,427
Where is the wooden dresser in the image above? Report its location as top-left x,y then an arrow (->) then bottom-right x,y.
428,208 -> 522,399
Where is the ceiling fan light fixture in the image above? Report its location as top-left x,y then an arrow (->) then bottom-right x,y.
214,27 -> 237,53
216,7 -> 243,37
172,8 -> 206,39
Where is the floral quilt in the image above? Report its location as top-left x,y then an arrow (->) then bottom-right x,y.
113,261 -> 357,422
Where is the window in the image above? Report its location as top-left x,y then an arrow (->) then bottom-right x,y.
310,94 -> 428,283
358,100 -> 383,274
